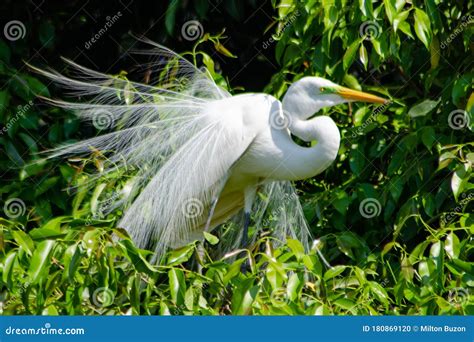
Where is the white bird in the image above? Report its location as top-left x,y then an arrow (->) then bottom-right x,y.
30,39 -> 386,263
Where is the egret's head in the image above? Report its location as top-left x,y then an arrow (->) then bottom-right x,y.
282,76 -> 387,119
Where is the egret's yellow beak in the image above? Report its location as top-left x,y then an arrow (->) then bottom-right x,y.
337,87 -> 387,104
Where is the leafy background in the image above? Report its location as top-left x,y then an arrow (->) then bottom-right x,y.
0,0 -> 473,315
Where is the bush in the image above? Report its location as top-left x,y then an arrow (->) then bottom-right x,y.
0,0 -> 472,315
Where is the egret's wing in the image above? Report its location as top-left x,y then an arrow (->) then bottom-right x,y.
31,39 -> 257,260
119,108 -> 256,260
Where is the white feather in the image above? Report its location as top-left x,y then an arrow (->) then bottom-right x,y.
32,39 -> 360,265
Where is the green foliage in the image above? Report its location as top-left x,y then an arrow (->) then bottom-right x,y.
1,218 -> 471,315
1,0 -> 473,315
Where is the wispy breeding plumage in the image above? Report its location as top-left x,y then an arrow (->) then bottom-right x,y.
31,38 -> 387,264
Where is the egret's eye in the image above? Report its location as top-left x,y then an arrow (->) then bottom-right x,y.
320,87 -> 326,93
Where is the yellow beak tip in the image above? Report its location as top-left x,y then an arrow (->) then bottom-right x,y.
337,86 -> 388,104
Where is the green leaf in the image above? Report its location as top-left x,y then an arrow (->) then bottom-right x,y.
203,232 -> 219,245
324,265 -> 346,280
12,229 -> 34,255
28,240 -> 55,284
420,126 -> 435,150
445,232 -> 460,259
120,239 -> 157,274
353,106 -> 370,126
343,40 -> 360,71
29,227 -> 65,240
350,145 -> 367,176
231,278 -> 258,315
334,298 -> 356,311
286,273 -> 302,301
359,0 -> 373,17
332,190 -> 351,216
214,42 -> 236,58
287,238 -> 305,260
368,281 -> 389,306
167,245 -> 195,266
343,74 -> 361,91
413,9 -> 432,49
398,21 -> 413,39
408,99 -> 438,117
25,75 -> 50,97
169,268 -> 186,306
451,76 -> 471,106
383,0 -> 397,24
359,44 -> 368,70
0,40 -> 11,63
184,286 -> 194,311
66,244 -> 82,282
165,0 -> 181,35
0,90 -> 10,117
2,252 -> 17,288
393,10 -> 410,33
35,176 -> 60,197
451,164 -> 469,201
438,152 -> 456,171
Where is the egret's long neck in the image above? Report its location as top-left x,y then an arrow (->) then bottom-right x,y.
275,96 -> 341,180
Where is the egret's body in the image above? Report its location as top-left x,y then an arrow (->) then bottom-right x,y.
184,93 -> 342,245
32,39 -> 386,261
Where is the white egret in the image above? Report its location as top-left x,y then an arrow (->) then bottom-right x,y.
31,39 -> 386,262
